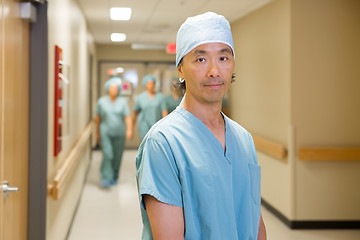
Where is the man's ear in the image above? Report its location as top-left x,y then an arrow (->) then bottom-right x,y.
177,65 -> 184,78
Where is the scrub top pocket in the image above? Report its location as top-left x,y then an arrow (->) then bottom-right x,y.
248,163 -> 261,205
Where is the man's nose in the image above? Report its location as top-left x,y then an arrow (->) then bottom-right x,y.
207,60 -> 221,78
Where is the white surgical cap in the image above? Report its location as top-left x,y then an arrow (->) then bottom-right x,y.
176,12 -> 234,67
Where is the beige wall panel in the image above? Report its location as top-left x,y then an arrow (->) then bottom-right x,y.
258,152 -> 292,218
230,0 -> 291,145
230,0 -> 292,218
292,0 -> 360,146
97,44 -> 175,62
291,0 -> 360,219
47,0 -> 96,239
296,161 -> 360,220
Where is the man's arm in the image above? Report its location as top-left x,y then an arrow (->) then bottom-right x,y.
257,214 -> 266,240
143,194 -> 184,240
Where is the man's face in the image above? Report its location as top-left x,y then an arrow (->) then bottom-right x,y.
178,42 -> 234,105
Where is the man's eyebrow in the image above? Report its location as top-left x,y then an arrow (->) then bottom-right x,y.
193,49 -> 207,55
220,48 -> 233,54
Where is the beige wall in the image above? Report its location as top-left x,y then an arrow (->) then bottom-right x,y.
230,0 -> 360,221
291,0 -> 360,220
46,0 -> 96,239
230,0 -> 293,219
97,44 -> 175,62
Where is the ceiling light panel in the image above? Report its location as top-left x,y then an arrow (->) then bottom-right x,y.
110,7 -> 132,21
111,33 -> 126,42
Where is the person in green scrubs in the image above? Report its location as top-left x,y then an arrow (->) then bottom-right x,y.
95,77 -> 132,188
164,78 -> 183,114
132,75 -> 168,139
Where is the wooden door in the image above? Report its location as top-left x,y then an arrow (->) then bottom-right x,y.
0,0 -> 30,239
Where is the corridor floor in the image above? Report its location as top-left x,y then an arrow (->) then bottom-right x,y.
67,150 -> 360,240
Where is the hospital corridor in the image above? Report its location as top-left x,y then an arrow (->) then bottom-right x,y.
1,0 -> 360,240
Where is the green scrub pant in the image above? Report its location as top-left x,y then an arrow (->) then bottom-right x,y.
100,134 -> 126,182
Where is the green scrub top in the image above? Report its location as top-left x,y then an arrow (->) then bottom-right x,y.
96,96 -> 130,136
164,94 -> 183,113
134,91 -> 166,138
136,106 -> 261,239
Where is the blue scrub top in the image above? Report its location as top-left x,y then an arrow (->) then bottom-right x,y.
136,107 -> 261,240
96,96 -> 130,136
164,94 -> 183,113
134,91 -> 167,138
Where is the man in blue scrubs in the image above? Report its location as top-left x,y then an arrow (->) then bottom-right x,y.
136,12 -> 266,239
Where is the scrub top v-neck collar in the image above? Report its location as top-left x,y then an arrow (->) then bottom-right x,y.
177,107 -> 231,162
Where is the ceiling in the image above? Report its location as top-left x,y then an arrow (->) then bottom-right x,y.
76,0 -> 274,48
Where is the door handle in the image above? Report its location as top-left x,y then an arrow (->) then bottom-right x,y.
1,181 -> 19,199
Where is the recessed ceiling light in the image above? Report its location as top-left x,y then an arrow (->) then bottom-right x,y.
110,7 -> 132,21
111,33 -> 126,42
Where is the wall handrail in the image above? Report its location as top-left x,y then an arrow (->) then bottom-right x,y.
252,134 -> 288,160
48,122 -> 93,200
298,147 -> 360,161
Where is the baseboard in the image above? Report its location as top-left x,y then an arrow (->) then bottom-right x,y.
261,198 -> 360,229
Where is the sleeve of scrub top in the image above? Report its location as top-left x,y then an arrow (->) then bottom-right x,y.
137,136 -> 182,209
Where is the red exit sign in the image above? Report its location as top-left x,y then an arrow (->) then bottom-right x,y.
166,43 -> 176,54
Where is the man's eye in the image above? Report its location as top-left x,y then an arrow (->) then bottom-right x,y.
196,58 -> 205,62
220,57 -> 228,61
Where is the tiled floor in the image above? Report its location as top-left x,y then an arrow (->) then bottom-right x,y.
67,150 -> 360,240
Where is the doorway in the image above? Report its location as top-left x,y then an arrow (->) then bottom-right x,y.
0,0 -> 31,239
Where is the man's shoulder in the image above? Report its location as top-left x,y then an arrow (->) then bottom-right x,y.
225,116 -> 251,137
147,110 -> 185,138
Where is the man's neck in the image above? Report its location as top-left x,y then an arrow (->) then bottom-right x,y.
181,95 -> 226,150
181,95 -> 223,126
